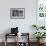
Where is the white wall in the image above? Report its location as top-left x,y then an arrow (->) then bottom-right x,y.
0,0 -> 36,42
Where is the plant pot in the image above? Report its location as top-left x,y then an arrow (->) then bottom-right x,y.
40,39 -> 45,43
37,39 -> 40,43
37,39 -> 45,44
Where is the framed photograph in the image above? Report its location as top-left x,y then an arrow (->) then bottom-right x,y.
10,8 -> 25,19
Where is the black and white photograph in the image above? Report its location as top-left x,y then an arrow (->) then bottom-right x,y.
10,8 -> 25,19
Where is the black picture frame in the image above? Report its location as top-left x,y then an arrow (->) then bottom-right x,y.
10,8 -> 25,19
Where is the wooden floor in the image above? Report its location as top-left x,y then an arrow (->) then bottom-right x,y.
0,42 -> 46,46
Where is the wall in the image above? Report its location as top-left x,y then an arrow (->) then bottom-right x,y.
0,0 -> 36,42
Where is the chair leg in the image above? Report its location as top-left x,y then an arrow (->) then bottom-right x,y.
4,41 -> 7,46
4,33 -> 7,46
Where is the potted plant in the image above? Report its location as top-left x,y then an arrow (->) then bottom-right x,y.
33,32 -> 46,43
